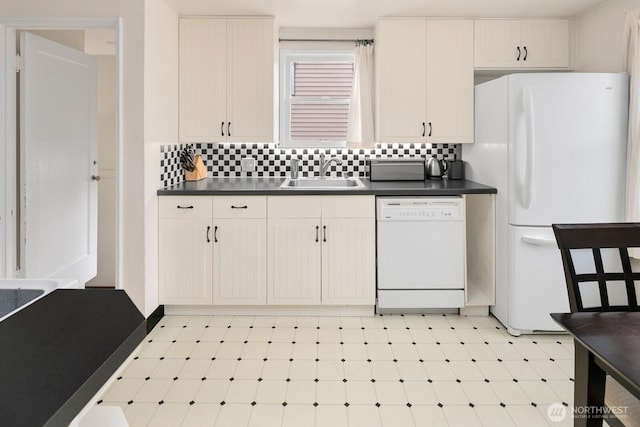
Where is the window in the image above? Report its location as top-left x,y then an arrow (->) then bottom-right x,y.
280,50 -> 354,147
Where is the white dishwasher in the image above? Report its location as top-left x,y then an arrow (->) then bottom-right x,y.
376,197 -> 465,310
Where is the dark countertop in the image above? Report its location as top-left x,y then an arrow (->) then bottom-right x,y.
0,289 -> 146,427
157,177 -> 497,196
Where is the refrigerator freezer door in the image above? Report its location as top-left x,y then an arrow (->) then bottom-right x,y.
507,73 -> 628,226
508,226 -> 569,333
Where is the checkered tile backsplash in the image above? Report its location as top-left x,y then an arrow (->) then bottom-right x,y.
160,143 -> 459,188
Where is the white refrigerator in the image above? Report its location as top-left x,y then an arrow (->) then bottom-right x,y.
463,73 -> 629,335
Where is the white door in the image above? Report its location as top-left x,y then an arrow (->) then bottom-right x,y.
377,19 -> 427,142
508,73 -> 628,226
267,218 -> 321,305
213,219 -> 267,305
179,18 -> 227,142
226,18 -> 274,142
425,20 -> 474,144
20,32 -> 98,283
520,20 -> 569,68
321,218 -> 375,305
159,218 -> 213,305
508,226 -> 569,332
473,20 -> 522,68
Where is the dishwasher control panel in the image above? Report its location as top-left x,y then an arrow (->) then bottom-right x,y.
377,197 -> 464,221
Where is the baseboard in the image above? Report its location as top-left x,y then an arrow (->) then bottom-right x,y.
146,305 -> 164,334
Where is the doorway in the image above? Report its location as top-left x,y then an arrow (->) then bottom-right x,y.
1,19 -> 121,288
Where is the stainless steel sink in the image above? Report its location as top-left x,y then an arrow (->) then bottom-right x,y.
280,177 -> 365,190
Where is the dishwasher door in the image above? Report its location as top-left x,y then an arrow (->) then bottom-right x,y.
376,197 -> 465,308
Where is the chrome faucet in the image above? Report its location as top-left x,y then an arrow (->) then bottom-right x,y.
319,153 -> 343,178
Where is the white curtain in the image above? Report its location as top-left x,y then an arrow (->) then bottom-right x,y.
347,42 -> 375,148
624,10 -> 640,257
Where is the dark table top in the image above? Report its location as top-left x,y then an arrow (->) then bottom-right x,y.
551,312 -> 640,400
0,289 -> 146,427
157,177 -> 497,196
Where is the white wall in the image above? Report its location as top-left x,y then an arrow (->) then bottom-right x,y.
143,0 -> 179,315
0,0 -> 147,313
575,0 -> 640,71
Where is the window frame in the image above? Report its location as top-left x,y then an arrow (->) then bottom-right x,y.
279,48 -> 354,148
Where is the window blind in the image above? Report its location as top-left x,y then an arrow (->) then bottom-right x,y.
290,61 -> 353,141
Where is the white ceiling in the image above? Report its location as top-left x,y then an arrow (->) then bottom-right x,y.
163,0 -> 609,28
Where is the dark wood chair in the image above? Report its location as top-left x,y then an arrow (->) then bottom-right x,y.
553,223 -> 640,427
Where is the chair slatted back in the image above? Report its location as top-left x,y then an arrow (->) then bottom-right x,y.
552,223 -> 640,313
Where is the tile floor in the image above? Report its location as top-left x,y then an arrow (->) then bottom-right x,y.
98,314 -> 576,426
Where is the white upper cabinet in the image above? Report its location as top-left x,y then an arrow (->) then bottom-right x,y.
179,18 -> 274,143
474,19 -> 570,69
377,19 -> 427,143
426,20 -> 474,145
377,19 -> 474,144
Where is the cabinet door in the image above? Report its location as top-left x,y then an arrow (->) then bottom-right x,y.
377,19 -> 427,142
227,19 -> 274,142
213,219 -> 266,305
426,20 -> 474,144
268,219 -> 321,305
474,20 -> 522,68
521,20 -> 569,68
321,218 -> 375,305
159,218 -> 212,304
179,19 -> 227,142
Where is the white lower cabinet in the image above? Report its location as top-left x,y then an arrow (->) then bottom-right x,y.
321,218 -> 375,305
267,218 -> 322,304
212,196 -> 267,305
159,197 -> 213,305
213,218 -> 267,304
267,196 -> 375,306
159,195 -> 376,307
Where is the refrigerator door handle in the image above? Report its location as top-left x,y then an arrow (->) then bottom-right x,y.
521,86 -> 535,209
521,235 -> 557,246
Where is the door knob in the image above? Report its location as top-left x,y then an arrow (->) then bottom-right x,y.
91,175 -> 101,181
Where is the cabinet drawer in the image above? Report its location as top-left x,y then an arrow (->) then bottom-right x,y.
268,196 -> 321,218
213,196 -> 267,218
322,196 -> 375,218
159,196 -> 212,219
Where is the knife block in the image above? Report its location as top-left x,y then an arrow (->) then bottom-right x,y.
185,155 -> 207,181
